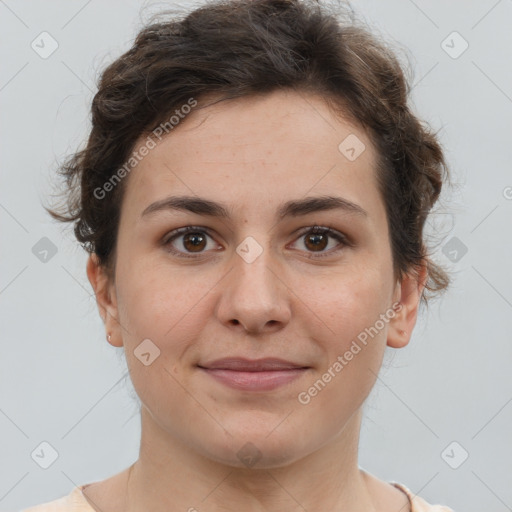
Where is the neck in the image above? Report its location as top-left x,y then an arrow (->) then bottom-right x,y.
125,406 -> 378,512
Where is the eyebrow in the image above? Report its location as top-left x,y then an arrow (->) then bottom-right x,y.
140,194 -> 368,221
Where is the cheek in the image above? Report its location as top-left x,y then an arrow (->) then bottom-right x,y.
295,273 -> 391,433
301,262 -> 392,393
312,261 -> 392,341
113,262 -> 212,419
114,258 -> 226,405
116,256 -> 210,337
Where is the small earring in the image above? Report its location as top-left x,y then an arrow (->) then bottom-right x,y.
400,329 -> 407,336
107,333 -> 111,342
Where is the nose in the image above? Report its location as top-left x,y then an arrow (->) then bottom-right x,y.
215,240 -> 291,335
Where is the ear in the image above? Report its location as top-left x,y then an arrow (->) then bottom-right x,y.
86,253 -> 123,348
387,261 -> 428,349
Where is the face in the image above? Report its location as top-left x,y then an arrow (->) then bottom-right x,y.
88,89 -> 423,468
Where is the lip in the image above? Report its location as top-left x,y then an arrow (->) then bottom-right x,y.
198,357 -> 309,371
197,357 -> 310,391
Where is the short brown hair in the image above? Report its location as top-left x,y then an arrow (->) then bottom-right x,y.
46,0 -> 451,307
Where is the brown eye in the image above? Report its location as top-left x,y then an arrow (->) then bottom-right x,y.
163,226 -> 219,258
291,226 -> 349,258
304,232 -> 329,252
182,232 -> 207,252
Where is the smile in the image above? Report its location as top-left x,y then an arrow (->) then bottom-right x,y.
198,368 -> 309,391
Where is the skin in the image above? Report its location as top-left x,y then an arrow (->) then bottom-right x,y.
85,89 -> 426,512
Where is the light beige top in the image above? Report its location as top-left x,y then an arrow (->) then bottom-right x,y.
21,481 -> 455,511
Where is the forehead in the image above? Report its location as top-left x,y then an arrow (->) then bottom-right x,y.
120,89 -> 383,224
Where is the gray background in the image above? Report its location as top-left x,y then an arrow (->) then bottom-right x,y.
1,1 -> 511,511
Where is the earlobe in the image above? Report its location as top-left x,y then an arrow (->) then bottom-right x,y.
86,254 -> 123,347
387,262 -> 428,349
387,321 -> 410,349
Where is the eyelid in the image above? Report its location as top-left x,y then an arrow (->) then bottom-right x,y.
162,225 -> 216,245
162,224 -> 350,258
292,225 -> 349,242
162,225 -> 220,259
288,225 -> 351,258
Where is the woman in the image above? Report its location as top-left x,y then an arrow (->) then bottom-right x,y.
23,0 -> 454,510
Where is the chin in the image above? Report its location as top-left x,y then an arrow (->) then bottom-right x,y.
197,423 -> 311,470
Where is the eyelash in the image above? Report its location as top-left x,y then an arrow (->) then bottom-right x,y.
162,225 -> 350,260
